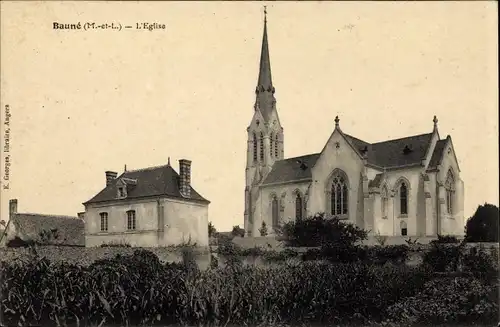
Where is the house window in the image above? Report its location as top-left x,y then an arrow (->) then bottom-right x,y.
381,186 -> 389,219
100,212 -> 108,231
399,182 -> 408,215
118,187 -> 126,198
400,220 -> 408,236
127,210 -> 136,230
445,170 -> 455,215
259,132 -> 264,161
274,134 -> 279,158
253,132 -> 258,162
295,192 -> 303,220
270,133 -> 274,157
330,170 -> 348,216
271,195 -> 279,229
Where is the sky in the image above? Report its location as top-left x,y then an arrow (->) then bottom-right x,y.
0,1 -> 498,232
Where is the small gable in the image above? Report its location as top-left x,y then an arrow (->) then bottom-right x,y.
428,139 -> 447,169
428,136 -> 461,173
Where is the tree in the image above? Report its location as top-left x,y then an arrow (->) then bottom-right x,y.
465,203 -> 499,242
231,225 -> 245,237
208,221 -> 217,238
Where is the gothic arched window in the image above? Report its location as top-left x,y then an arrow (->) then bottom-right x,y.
295,192 -> 303,220
330,170 -> 349,216
259,132 -> 264,161
381,185 -> 389,219
271,195 -> 279,229
270,133 -> 274,158
399,182 -> 408,215
445,170 -> 455,214
274,134 -> 279,158
400,220 -> 408,236
252,132 -> 258,162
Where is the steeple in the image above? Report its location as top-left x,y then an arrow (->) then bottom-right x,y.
257,6 -> 273,91
254,6 -> 276,122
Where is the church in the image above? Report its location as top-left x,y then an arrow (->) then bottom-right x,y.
244,13 -> 465,238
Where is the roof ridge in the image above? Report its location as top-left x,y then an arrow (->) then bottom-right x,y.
281,153 -> 320,161
371,132 -> 432,145
123,164 -> 171,173
344,134 -> 370,145
14,213 -> 79,219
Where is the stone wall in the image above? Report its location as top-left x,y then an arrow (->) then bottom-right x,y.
0,245 -> 212,270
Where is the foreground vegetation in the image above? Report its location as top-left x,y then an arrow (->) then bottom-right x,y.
1,212 -> 499,327
1,244 -> 498,327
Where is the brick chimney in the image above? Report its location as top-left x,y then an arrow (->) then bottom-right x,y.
9,199 -> 17,216
105,171 -> 118,186
179,159 -> 192,197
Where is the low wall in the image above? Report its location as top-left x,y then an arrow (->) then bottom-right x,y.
0,246 -> 212,270
1,242 -> 497,270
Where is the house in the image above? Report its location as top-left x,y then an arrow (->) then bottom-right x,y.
0,199 -> 85,246
83,159 -> 210,247
244,13 -> 465,238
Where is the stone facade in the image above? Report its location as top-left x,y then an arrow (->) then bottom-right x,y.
84,159 -> 210,247
244,16 -> 464,239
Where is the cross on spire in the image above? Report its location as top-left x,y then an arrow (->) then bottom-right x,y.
264,5 -> 267,22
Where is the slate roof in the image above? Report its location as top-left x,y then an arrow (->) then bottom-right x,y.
428,139 -> 447,169
344,133 -> 433,169
84,164 -> 209,205
6,213 -> 85,246
368,173 -> 384,188
262,131 -> 440,186
262,153 -> 320,185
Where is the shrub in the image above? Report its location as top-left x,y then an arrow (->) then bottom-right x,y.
374,232 -> 388,246
262,249 -> 299,262
386,276 -> 499,325
231,225 -> 245,237
208,221 -> 217,238
462,246 -> 498,277
5,236 -> 35,248
259,221 -> 268,236
367,245 -> 410,265
283,212 -> 368,248
430,234 -> 460,244
100,241 -> 131,247
423,241 -> 498,277
423,242 -> 465,272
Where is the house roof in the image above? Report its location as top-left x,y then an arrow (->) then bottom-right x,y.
84,164 -> 209,205
8,213 -> 85,246
262,153 -> 320,185
262,131 -> 437,186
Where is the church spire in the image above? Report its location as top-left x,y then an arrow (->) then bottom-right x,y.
257,6 -> 273,92
254,6 -> 276,122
